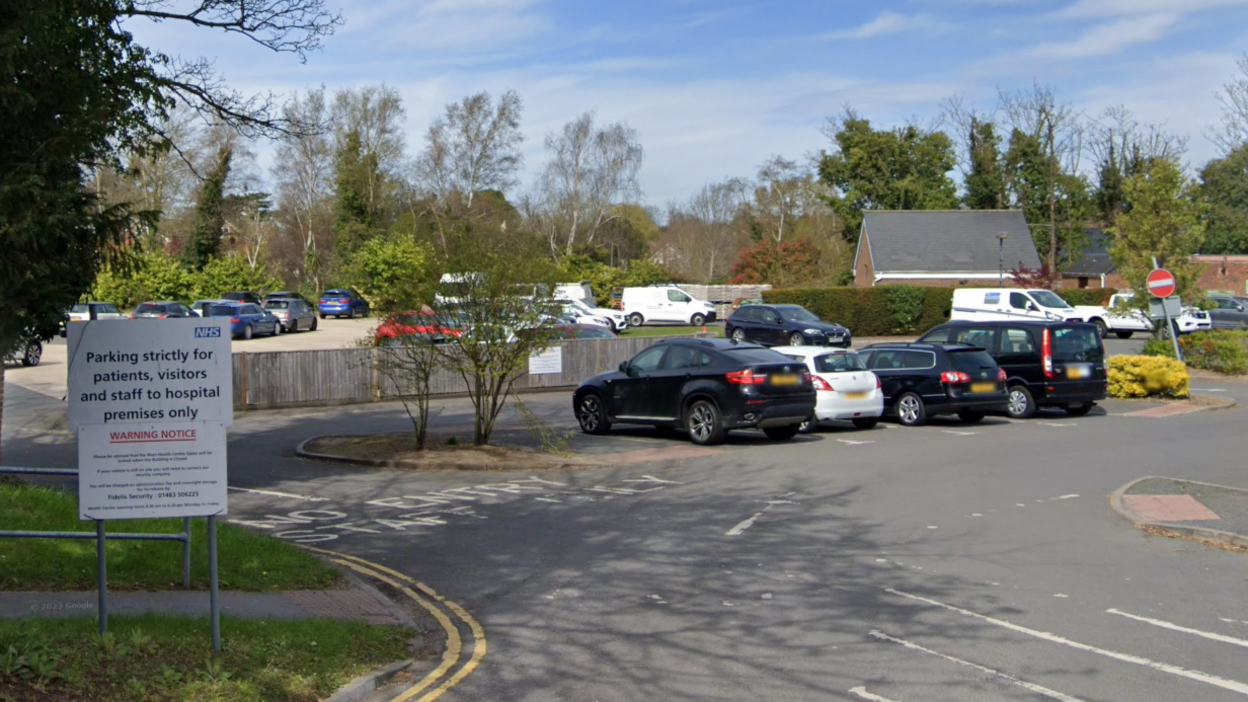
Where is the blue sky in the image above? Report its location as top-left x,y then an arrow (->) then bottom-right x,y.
128,0 -> 1248,206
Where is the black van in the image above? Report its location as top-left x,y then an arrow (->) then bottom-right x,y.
917,321 -> 1107,418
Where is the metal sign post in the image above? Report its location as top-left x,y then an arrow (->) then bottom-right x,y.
1148,261 -> 1183,362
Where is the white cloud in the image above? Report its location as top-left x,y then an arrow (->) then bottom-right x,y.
820,11 -> 952,40
1055,0 -> 1248,19
1022,13 -> 1178,59
338,0 -> 552,52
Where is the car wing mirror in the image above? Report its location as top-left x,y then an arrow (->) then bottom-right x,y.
618,361 -> 630,374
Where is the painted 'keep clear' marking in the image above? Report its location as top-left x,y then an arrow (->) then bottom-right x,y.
869,630 -> 1085,702
884,588 -> 1248,696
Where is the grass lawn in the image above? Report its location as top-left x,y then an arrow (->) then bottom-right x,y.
0,482 -> 340,591
0,615 -> 414,702
619,324 -> 724,339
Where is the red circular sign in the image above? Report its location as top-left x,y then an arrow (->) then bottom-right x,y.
1147,268 -> 1177,298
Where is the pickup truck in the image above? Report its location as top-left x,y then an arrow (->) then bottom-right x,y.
1076,293 -> 1212,338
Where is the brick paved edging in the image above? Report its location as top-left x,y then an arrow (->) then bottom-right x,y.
1109,476 -> 1248,550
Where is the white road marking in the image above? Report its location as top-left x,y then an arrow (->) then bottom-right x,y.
1056,494 -> 1080,500
1039,422 -> 1077,427
885,588 -> 1248,696
1054,594 -> 1069,598
1220,618 -> 1248,625
533,497 -> 562,503
1108,609 -> 1248,649
869,630 -> 1086,702
1196,388 -> 1227,392
623,475 -> 683,484
926,525 -> 939,529
849,686 -> 904,702
942,430 -> 979,436
726,512 -> 765,536
837,438 -> 875,445
228,486 -> 327,502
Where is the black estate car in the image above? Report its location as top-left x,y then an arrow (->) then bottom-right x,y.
858,342 -> 1008,426
726,304 -> 851,347
573,338 -> 816,445
917,321 -> 1107,418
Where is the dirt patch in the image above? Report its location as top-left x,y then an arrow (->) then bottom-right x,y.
301,434 -> 602,472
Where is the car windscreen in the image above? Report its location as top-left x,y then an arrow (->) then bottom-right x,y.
1052,326 -> 1104,362
263,301 -> 290,309
814,352 -> 866,373
322,291 -> 349,299
207,305 -> 240,317
134,303 -> 165,314
948,349 -> 998,373
721,348 -> 794,365
1029,290 -> 1072,309
71,304 -> 88,313
776,306 -> 821,323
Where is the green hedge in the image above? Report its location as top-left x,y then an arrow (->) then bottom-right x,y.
1057,289 -> 1114,307
762,286 -> 954,337
1143,330 -> 1248,375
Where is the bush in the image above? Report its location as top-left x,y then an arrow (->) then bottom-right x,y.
1144,330 -> 1248,375
1057,289 -> 1113,307
1107,355 -> 1190,398
762,286 -> 952,337
558,255 -> 675,308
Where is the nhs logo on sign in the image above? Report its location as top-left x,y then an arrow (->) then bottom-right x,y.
194,327 -> 222,338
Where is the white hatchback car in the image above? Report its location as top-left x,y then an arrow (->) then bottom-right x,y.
772,346 -> 884,433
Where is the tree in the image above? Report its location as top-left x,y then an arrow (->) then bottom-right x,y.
964,118 -> 1006,210
416,90 -> 524,212
351,236 -> 436,312
333,129 -> 386,258
657,179 -> 749,283
1001,129 -> 1091,267
180,142 -> 233,268
536,112 -> 644,256
727,238 -> 823,287
273,87 -> 334,292
817,109 -> 958,242
1086,105 -> 1186,225
1108,160 -> 1207,310
1197,143 -> 1248,254
1210,53 -> 1248,154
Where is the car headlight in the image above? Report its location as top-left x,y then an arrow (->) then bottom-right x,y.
804,328 -> 825,336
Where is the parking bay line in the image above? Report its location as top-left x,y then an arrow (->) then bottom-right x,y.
869,630 -> 1085,702
1107,609 -> 1248,649
884,587 -> 1248,696
849,686 -> 904,702
837,439 -> 875,445
228,486 -> 327,502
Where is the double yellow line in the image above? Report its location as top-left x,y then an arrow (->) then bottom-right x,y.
303,545 -> 487,702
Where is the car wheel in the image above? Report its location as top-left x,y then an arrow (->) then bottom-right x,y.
628,313 -> 644,327
272,321 -> 282,336
957,408 -> 985,423
319,313 -> 326,319
243,325 -> 253,341
1066,402 -> 1094,417
691,313 -> 706,327
1092,318 -> 1108,338
290,320 -> 298,333
896,392 -> 927,427
763,423 -> 801,440
789,332 -> 805,346
311,317 -> 318,331
347,307 -> 355,320
731,327 -> 747,343
1115,331 -> 1133,339
798,413 -> 819,434
21,342 -> 41,367
686,399 -> 726,446
1006,385 -> 1036,419
851,417 -> 879,429
575,393 -> 612,435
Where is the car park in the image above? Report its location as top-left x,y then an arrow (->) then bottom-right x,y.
621,286 -> 717,327
263,298 -> 318,332
318,289 -> 370,319
561,298 -> 629,332
374,311 -> 464,345
131,301 -> 196,319
61,302 -> 124,336
205,302 -> 281,339
264,291 -> 308,302
917,320 -> 1107,418
190,299 -> 229,318
726,304 -> 851,347
573,338 -> 815,446
220,291 -> 263,304
772,346 -> 882,432
1206,296 -> 1248,329
858,342 -> 1008,426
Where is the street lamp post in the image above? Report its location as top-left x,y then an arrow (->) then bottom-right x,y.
998,233 -> 1008,286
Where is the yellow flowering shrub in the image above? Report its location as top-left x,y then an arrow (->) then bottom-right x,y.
1107,355 -> 1190,399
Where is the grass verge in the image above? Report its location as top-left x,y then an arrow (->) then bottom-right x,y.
619,325 -> 723,339
0,482 -> 340,591
0,615 -> 413,702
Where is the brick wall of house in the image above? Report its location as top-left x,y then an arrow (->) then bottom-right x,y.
1193,256 -> 1248,295
853,235 -> 874,287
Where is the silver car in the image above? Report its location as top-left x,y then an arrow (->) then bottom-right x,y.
262,298 -> 318,332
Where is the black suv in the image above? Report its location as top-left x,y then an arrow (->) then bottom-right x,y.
917,321 -> 1107,418
726,304 -> 851,347
858,342 -> 1007,426
573,338 -> 816,445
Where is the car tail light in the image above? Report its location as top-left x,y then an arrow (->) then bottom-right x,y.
811,375 -> 834,392
875,374 -> 881,389
1042,327 -> 1056,378
997,368 -> 1007,381
231,317 -> 240,323
940,371 -> 971,384
159,314 -> 167,319
726,369 -> 767,385
129,314 -> 135,319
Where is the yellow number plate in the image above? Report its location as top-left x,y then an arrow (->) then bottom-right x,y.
1066,366 -> 1091,379
771,374 -> 799,386
970,382 -> 997,394
843,391 -> 868,400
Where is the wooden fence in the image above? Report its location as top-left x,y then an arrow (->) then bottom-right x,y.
231,335 -> 685,410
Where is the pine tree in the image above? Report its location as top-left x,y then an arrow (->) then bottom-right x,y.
181,145 -> 232,270
964,118 -> 1005,210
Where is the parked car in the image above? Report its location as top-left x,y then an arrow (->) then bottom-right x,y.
1076,292 -> 1210,338
318,289 -> 370,319
264,291 -> 308,302
61,302 -> 124,336
560,299 -> 629,332
1206,296 -> 1248,330
917,320 -> 1107,418
131,301 -> 196,319
205,302 -> 281,339
857,342 -> 1008,426
553,324 -> 617,340
263,298 -> 318,332
190,299 -> 229,318
951,288 -> 1084,323
374,311 -> 464,345
3,333 -> 42,367
726,304 -> 851,348
621,286 -> 717,327
220,291 -> 263,304
572,338 -> 816,445
772,346 -> 882,432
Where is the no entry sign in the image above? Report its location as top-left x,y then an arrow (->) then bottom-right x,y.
1147,268 -> 1177,299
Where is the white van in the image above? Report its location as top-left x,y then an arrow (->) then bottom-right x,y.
554,282 -> 594,305
622,286 -> 717,326
950,288 -> 1085,323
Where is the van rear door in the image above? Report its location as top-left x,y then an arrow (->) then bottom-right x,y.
1047,324 -> 1106,399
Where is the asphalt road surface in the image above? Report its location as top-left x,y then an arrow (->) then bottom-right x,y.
4,373 -> 1246,701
